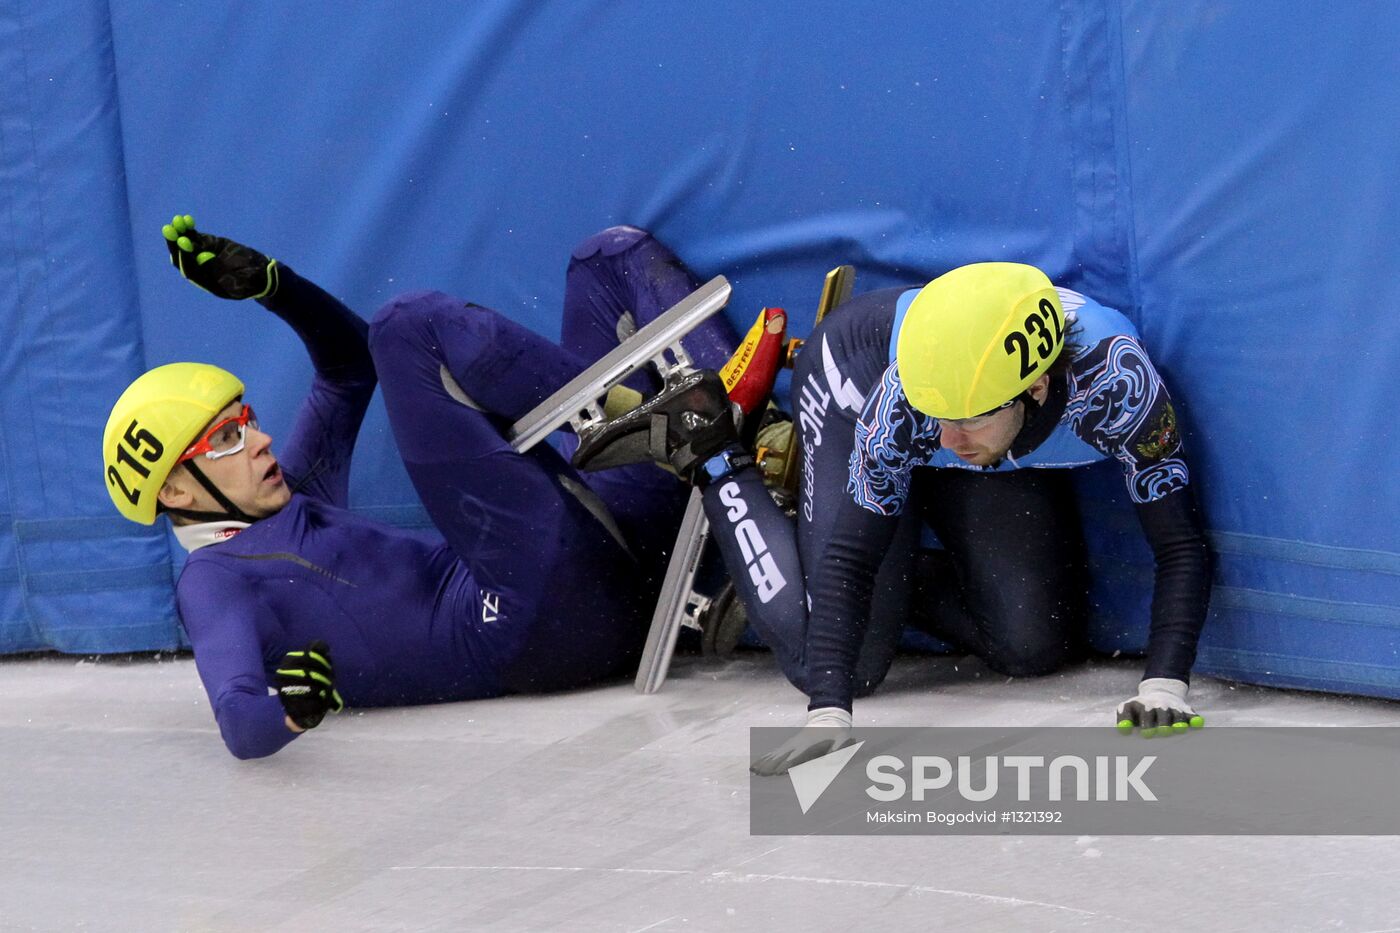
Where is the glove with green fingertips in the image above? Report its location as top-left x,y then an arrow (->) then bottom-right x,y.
161,213 -> 279,300
274,639 -> 344,730
1115,678 -> 1204,738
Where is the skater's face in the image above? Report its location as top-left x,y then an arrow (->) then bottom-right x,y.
936,375 -> 1050,466
158,399 -> 291,520
937,405 -> 1023,465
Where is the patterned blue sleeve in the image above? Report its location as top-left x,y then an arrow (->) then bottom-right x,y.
1064,335 -> 1191,504
847,363 -> 934,515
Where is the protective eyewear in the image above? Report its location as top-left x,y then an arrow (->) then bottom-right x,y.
179,404 -> 259,462
936,398 -> 1017,431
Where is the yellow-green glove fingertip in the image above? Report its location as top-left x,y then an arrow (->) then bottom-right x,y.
196,251 -> 216,265
1172,721 -> 1189,732
1116,720 -> 1134,734
182,214 -> 195,228
177,236 -> 194,252
161,224 -> 178,241
1189,715 -> 1205,729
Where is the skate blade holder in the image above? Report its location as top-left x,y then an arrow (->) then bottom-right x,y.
635,488 -> 711,693
508,276 -> 732,453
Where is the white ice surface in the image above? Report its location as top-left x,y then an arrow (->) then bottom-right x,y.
4,651 -> 1400,932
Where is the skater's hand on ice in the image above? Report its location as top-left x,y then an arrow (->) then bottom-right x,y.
750,707 -> 853,776
275,640 -> 344,730
1115,678 -> 1203,737
161,213 -> 279,300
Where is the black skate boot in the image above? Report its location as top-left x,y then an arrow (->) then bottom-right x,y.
571,370 -> 748,482
700,579 -> 749,657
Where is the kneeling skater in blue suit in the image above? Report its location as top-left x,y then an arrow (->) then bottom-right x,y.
576,261 -> 1212,773
102,218 -> 735,759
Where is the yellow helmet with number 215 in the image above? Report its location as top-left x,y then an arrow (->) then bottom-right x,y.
896,262 -> 1066,420
103,363 -> 244,524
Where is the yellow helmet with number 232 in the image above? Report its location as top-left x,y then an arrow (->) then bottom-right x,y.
896,262 -> 1066,420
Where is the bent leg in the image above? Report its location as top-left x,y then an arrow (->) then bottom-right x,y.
375,290 -> 590,421
911,468 -> 1090,677
562,225 -> 739,384
369,292 -> 646,689
559,226 -> 743,585
703,467 -> 810,690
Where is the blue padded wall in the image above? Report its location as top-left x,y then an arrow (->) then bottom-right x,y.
0,0 -> 178,651
1,1 -> 1397,700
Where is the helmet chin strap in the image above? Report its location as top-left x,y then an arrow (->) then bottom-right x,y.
166,459 -> 260,524
1007,370 -> 1075,463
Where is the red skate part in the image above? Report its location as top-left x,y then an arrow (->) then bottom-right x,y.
719,307 -> 787,416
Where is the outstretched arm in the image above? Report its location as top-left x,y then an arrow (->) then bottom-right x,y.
803,364 -> 922,712
1081,333 -> 1211,734
162,214 -> 377,505
1135,485 -> 1211,684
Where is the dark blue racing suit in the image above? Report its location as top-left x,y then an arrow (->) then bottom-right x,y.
706,284 -> 1210,712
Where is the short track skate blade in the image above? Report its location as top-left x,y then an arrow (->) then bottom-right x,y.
635,488 -> 711,694
817,264 -> 855,324
508,276 -> 732,453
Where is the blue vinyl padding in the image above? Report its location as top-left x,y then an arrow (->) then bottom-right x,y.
1,1 -> 1396,702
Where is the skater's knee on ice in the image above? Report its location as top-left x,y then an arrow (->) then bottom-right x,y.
570,225 -> 654,261
985,634 -> 1079,678
852,668 -> 890,699
989,653 -> 1065,679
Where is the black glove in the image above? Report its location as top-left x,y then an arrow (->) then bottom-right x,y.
274,639 -> 344,730
161,213 -> 279,300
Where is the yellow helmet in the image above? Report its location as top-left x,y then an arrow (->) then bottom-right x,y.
103,363 -> 244,524
896,262 -> 1066,419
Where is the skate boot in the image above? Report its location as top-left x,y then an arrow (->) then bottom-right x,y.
571,307 -> 786,478
571,370 -> 743,479
699,579 -> 749,657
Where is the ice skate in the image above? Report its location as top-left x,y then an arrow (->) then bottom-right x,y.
507,275 -> 731,453
699,579 -> 748,657
570,369 -> 739,477
635,487 -> 712,693
571,306 -> 787,477
630,279 -> 834,694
